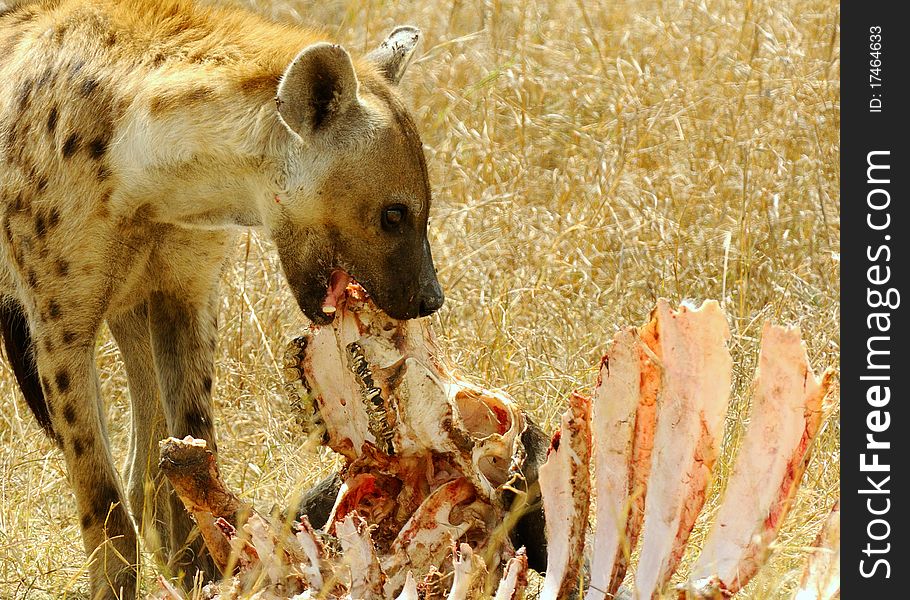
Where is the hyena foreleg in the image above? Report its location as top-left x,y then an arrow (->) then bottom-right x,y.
148,290 -> 220,583
31,325 -> 139,600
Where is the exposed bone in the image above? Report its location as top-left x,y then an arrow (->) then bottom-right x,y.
689,323 -> 833,592
158,437 -> 339,599
299,327 -> 376,459
158,436 -> 247,574
388,357 -> 471,459
586,328 -> 656,600
337,513 -> 385,598
458,384 -> 526,498
394,573 -> 420,600
381,478 -> 478,596
446,543 -> 487,600
158,437 -> 244,518
493,548 -> 528,600
286,284 -> 529,595
157,293 -> 838,600
293,517 -> 331,591
635,300 -> 732,600
539,392 -> 592,600
294,284 -> 527,504
325,472 -> 392,537
631,307 -> 662,543
794,502 -> 840,600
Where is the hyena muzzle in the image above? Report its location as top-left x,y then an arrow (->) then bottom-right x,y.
0,1 -> 443,598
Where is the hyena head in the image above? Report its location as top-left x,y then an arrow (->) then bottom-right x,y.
267,27 -> 444,325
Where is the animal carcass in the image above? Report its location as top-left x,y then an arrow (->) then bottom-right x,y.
156,291 -> 837,600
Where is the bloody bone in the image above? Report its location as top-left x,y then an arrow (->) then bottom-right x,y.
380,478 -> 480,596
158,437 -> 243,519
158,437 -> 245,574
284,283 -> 536,594
493,548 -> 529,600
158,436 -> 339,599
634,300 -> 733,599
687,323 -> 834,593
585,327 -> 658,600
283,285 -> 528,489
539,391 -> 593,600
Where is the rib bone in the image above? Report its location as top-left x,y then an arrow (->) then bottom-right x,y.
689,323 -> 833,592
634,300 -> 732,599
794,502 -> 840,600
539,391 -> 593,600
586,327 -> 657,599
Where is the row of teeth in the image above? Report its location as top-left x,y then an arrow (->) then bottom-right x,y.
282,336 -> 326,441
282,337 -> 311,388
347,342 -> 395,455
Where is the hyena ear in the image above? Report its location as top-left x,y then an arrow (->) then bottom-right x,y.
367,26 -> 421,85
277,43 -> 359,137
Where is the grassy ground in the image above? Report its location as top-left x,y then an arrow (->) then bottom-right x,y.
0,0 -> 839,597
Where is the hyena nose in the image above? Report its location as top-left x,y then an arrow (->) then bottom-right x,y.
417,285 -> 444,317
416,238 -> 444,317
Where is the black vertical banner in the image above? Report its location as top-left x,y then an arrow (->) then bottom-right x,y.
841,2 -> 908,596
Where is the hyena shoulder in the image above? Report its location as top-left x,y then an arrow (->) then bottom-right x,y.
0,0 -> 327,270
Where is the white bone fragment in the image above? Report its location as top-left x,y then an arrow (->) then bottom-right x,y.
493,548 -> 529,600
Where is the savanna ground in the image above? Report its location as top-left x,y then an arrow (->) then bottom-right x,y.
0,0 -> 840,597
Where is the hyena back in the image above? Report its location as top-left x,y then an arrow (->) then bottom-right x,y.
0,1 -> 444,598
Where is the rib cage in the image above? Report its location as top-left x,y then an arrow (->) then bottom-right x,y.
156,291 -> 837,600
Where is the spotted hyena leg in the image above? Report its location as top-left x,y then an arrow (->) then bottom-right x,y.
33,329 -> 139,600
109,302 -> 171,563
148,291 -> 219,583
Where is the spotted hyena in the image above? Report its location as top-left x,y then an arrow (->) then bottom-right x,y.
0,0 -> 444,597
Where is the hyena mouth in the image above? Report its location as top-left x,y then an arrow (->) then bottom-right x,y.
320,269 -> 353,316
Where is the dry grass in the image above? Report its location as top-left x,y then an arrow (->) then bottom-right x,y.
0,0 -> 839,597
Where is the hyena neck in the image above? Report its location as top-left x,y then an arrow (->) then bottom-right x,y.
110,73 -> 301,230
103,7 -> 328,230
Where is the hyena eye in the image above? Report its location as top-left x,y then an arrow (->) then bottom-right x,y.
381,204 -> 408,231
